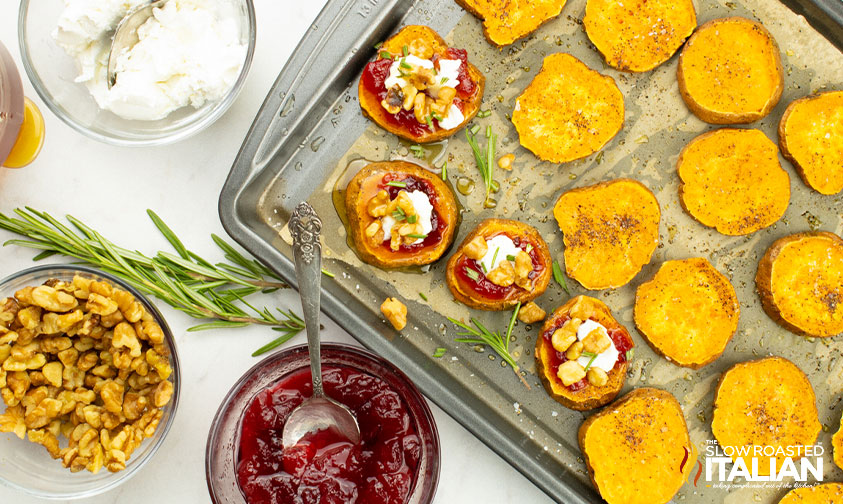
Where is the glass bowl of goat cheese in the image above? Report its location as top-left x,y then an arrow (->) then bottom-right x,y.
19,0 -> 255,146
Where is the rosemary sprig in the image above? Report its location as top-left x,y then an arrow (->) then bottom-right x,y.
552,260 -> 571,295
465,125 -> 497,202
0,207 -> 305,355
448,302 -> 530,388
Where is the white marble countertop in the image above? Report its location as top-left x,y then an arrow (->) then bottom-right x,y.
0,1 -> 553,503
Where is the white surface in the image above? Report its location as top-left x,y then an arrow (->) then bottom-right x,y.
0,1 -> 554,503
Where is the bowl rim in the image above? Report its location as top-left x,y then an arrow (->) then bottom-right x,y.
16,0 -> 257,147
205,342 -> 441,504
0,263 -> 182,500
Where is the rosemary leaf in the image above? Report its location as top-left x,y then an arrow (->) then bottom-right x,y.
552,260 -> 570,295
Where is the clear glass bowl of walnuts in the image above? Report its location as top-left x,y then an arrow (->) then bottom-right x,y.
0,264 -> 180,499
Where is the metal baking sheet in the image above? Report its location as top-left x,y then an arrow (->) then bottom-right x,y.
219,0 -> 843,502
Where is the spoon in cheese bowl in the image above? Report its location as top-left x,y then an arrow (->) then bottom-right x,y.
107,0 -> 170,89
281,202 -> 361,449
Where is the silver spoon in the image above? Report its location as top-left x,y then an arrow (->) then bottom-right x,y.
282,202 -> 361,449
106,0 -> 170,89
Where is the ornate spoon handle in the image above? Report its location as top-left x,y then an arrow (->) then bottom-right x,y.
289,202 -> 324,397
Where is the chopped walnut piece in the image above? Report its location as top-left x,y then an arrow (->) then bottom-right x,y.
463,236 -> 488,261
551,328 -> 577,353
487,260 -> 515,287
517,302 -> 546,324
586,367 -> 609,387
565,341 -> 584,361
514,251 -> 534,290
380,298 -> 408,331
498,153 -> 515,170
557,360 -> 586,387
582,328 -> 611,354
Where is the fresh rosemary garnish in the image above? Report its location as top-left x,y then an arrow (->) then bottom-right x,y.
465,125 -> 497,202
552,260 -> 570,295
409,145 -> 426,158
582,351 -> 599,373
399,59 -> 412,70
440,76 -> 448,84
386,181 -> 407,188
407,233 -> 427,239
407,214 -> 418,224
625,348 -> 635,361
402,45 -> 409,57
379,51 -> 392,60
477,109 -> 491,118
392,207 -> 406,221
440,161 -> 448,180
433,347 -> 447,358
525,244 -> 534,253
374,42 -> 383,49
0,207 -> 306,356
425,114 -> 434,130
465,268 -> 480,281
506,254 -> 516,262
490,247 -> 500,269
449,302 -> 530,388
419,292 -> 428,301
321,268 -> 335,278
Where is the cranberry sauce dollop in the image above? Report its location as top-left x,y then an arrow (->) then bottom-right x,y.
237,365 -> 421,504
454,234 -> 544,300
378,173 -> 445,252
360,48 -> 476,136
541,317 -> 633,391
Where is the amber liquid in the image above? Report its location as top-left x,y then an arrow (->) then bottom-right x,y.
4,98 -> 45,168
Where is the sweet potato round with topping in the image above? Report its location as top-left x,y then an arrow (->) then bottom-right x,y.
512,54 -> 624,163
456,0 -> 567,47
553,179 -> 660,290
535,296 -> 634,411
779,483 -> 843,504
584,0 -> 696,72
756,232 -> 843,337
345,161 -> 459,269
677,128 -> 790,236
677,17 -> 783,124
779,90 -> 843,195
578,388 -> 693,504
446,219 -> 552,311
711,357 -> 821,476
359,25 -> 485,143
634,258 -> 739,368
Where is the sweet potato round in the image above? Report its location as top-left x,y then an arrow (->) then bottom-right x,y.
456,0 -> 567,47
634,258 -> 739,369
445,219 -> 552,311
512,54 -> 624,163
833,413 -> 843,471
711,357 -> 821,476
584,0 -> 696,72
553,179 -> 660,290
677,17 -> 783,124
779,90 -> 843,195
344,161 -> 458,269
578,388 -> 692,504
535,296 -> 633,411
779,483 -> 843,504
358,25 -> 485,143
677,128 -> 790,236
756,232 -> 843,337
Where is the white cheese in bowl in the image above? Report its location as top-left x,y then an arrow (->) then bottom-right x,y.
54,0 -> 247,121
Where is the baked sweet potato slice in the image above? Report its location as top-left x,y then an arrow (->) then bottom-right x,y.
677,128 -> 790,236
446,219 -> 552,311
779,483 -> 843,504
535,296 -> 634,411
779,90 -> 843,195
512,54 -> 624,163
711,357 -> 821,476
584,0 -> 696,72
578,388 -> 692,504
756,232 -> 843,337
345,161 -> 459,269
677,17 -> 784,124
634,258 -> 739,369
553,179 -> 660,290
359,25 -> 485,143
456,0 -> 567,47
833,413 -> 843,471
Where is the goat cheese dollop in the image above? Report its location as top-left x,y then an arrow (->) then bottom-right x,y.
576,319 -> 620,373
381,190 -> 434,244
54,0 -> 247,121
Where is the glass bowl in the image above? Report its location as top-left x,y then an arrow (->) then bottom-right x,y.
0,264 -> 181,499
17,0 -> 256,146
206,343 -> 440,504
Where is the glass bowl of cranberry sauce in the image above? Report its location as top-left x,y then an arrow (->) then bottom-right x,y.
205,343 -> 440,504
